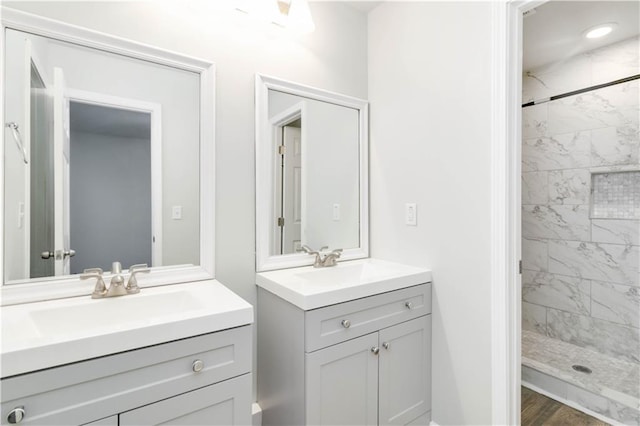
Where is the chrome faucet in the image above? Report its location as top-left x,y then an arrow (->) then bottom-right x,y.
81,262 -> 150,298
300,245 -> 343,268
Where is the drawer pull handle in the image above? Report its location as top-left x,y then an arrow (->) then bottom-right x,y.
371,346 -> 379,355
405,301 -> 413,310
341,319 -> 351,328
192,359 -> 205,373
7,406 -> 25,424
382,342 -> 390,350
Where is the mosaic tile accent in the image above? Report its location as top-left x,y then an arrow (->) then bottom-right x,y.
591,171 -> 640,219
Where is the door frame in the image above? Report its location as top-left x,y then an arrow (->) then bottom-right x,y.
490,1 -> 546,424
66,88 -> 163,267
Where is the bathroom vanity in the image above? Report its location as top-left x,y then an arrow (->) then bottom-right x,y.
1,281 -> 254,425
256,259 -> 433,426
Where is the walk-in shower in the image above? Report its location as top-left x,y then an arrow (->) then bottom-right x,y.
521,2 -> 639,424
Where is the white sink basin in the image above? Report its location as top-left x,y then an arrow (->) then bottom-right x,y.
30,290 -> 203,336
256,258 -> 432,310
1,280 -> 253,377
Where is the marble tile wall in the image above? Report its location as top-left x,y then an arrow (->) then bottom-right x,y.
522,36 -> 640,364
523,36 -> 640,104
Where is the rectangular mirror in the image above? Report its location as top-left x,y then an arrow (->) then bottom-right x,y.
255,74 -> 368,271
1,8 -> 214,303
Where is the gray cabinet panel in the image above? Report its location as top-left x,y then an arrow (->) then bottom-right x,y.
379,316 -> 431,425
82,416 -> 118,426
119,374 -> 252,426
306,333 -> 379,426
305,284 -> 431,352
1,326 -> 252,425
405,411 -> 431,426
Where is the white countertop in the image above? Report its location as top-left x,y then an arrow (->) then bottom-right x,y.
1,280 -> 253,378
256,258 -> 432,310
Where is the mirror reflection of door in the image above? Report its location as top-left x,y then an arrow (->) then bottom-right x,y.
29,61 -> 54,278
277,121 -> 302,254
53,67 -> 72,276
68,101 -> 153,274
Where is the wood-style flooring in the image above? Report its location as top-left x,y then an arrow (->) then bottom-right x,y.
521,386 -> 609,426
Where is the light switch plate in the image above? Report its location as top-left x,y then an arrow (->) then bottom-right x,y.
332,203 -> 341,221
172,205 -> 183,220
405,203 -> 417,226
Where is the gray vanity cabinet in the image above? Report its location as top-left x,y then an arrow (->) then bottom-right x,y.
257,283 -> 432,426
1,326 -> 252,425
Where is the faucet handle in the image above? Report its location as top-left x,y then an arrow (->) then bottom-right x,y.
81,268 -> 107,298
299,245 -> 316,254
319,246 -> 329,252
126,264 -> 150,294
82,267 -> 103,275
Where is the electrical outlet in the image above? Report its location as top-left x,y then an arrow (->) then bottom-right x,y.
405,203 -> 417,226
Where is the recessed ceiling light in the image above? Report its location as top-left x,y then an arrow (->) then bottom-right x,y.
584,23 -> 617,39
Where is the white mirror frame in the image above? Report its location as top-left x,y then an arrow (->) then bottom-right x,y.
0,8 -> 215,305
255,74 -> 369,272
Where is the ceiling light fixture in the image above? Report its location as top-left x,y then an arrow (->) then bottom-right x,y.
584,23 -> 617,39
274,0 -> 315,34
236,0 -> 315,34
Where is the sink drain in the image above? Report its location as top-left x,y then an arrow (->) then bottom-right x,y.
572,364 -> 592,374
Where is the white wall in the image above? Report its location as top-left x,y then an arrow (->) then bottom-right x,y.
5,0 -> 369,398
368,2 -> 494,424
5,0 -> 368,298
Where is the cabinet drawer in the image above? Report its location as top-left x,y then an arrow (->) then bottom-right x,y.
120,373 -> 252,426
1,326 -> 251,425
305,284 -> 430,352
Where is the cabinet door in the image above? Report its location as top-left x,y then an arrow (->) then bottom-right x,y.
306,333 -> 379,426
379,316 -> 431,425
119,374 -> 251,426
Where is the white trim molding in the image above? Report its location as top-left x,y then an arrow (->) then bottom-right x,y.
255,74 -> 369,272
0,7 -> 216,305
490,1 -> 546,424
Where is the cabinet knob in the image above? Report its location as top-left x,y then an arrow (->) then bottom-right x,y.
192,359 -> 205,373
371,346 -> 379,355
7,406 -> 25,424
382,342 -> 390,350
341,319 -> 351,329
405,301 -> 413,310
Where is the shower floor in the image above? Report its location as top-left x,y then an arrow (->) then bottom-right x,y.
522,330 -> 640,425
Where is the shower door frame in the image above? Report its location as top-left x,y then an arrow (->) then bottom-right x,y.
490,0 -> 547,425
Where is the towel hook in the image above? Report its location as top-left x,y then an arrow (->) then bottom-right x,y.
5,122 -> 28,164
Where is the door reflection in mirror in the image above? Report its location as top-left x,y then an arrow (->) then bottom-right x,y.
29,61 -> 53,278
3,28 -> 200,284
275,119 -> 302,255
69,102 -> 152,274
268,89 -> 360,257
